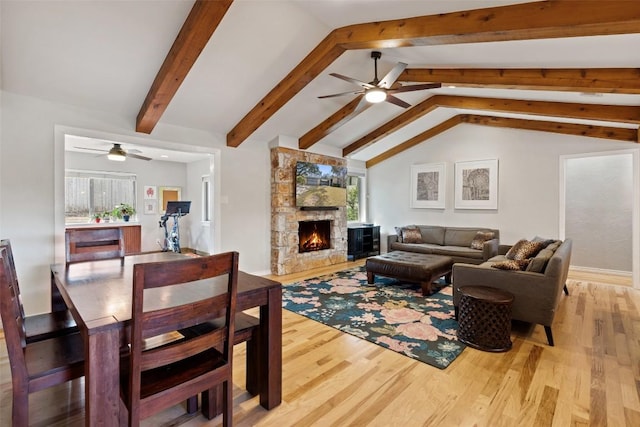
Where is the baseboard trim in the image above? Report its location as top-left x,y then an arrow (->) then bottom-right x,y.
569,265 -> 632,278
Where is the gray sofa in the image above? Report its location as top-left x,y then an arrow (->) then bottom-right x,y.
388,225 -> 500,265
452,238 -> 573,346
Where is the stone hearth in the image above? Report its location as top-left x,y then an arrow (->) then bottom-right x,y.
271,147 -> 347,275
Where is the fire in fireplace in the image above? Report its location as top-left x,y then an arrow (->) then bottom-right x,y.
298,220 -> 331,253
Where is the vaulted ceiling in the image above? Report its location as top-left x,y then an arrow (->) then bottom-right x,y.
2,0 -> 639,166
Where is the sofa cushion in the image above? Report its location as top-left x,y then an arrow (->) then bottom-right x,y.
492,259 -> 530,271
525,240 -> 562,273
470,231 -> 496,250
444,228 -> 481,247
506,239 -> 545,260
416,226 -> 445,245
526,248 -> 554,273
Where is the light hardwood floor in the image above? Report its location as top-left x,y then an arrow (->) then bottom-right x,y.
1,260 -> 639,426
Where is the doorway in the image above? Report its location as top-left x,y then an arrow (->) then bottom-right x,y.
54,125 -> 221,262
560,150 -> 639,288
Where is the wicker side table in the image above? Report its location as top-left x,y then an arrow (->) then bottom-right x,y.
457,286 -> 514,352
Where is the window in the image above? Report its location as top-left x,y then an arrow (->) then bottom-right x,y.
346,173 -> 365,222
202,175 -> 211,222
65,169 -> 137,224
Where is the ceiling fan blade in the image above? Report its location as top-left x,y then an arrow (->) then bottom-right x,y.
126,153 -> 152,161
329,73 -> 375,89
74,146 -> 108,153
352,95 -> 372,116
388,82 -> 443,93
318,90 -> 365,99
378,62 -> 407,89
385,94 -> 411,109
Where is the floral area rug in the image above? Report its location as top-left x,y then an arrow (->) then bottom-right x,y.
282,266 -> 465,369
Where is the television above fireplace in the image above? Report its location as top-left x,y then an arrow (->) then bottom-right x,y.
295,161 -> 347,209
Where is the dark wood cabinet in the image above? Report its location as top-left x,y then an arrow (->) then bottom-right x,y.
347,225 -> 380,260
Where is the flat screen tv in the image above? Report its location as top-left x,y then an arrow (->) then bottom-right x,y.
295,161 -> 347,208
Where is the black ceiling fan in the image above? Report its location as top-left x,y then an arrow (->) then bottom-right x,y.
74,143 -> 152,161
319,51 -> 441,108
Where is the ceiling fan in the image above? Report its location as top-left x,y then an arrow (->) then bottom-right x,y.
74,143 -> 152,161
319,51 -> 441,108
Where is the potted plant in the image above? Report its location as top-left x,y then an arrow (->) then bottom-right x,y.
92,213 -> 102,223
102,211 -> 111,223
112,203 -> 136,222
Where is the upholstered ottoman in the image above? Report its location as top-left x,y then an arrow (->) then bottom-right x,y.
365,251 -> 453,295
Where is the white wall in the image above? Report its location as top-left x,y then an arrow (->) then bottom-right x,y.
0,91 -> 271,315
368,123 -> 639,257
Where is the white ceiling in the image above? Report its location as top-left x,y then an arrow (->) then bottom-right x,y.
2,0 -> 639,163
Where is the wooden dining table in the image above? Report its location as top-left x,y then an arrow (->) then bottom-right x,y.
50,252 -> 282,426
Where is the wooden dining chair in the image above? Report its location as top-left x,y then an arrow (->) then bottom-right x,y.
65,227 -> 125,267
1,239 -> 78,344
181,311 -> 261,418
120,251 -> 239,427
0,247 -> 85,427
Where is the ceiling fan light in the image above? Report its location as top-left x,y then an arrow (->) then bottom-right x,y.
365,88 -> 386,103
107,145 -> 127,161
107,153 -> 126,161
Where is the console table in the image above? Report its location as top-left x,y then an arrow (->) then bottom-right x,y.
65,223 -> 141,254
347,224 -> 380,260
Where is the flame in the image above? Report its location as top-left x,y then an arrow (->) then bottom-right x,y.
300,224 -> 329,252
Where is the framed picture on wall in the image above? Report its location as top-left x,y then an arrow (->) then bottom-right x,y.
158,187 -> 181,213
144,185 -> 157,200
410,163 -> 445,209
454,159 -> 498,209
143,200 -> 157,215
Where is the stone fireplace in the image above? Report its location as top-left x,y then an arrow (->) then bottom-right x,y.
271,147 -> 347,275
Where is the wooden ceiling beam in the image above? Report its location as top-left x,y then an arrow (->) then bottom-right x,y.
399,68 -> 640,94
366,114 -> 639,168
228,0 -> 640,146
461,115 -> 639,142
136,0 -> 234,134
343,95 -> 640,156
301,67 -> 640,150
299,96 -> 372,150
226,36 -> 346,147
366,116 -> 463,168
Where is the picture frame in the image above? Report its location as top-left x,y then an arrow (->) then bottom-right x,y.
454,159 -> 498,209
158,186 -> 181,213
144,185 -> 157,200
143,200 -> 157,215
410,163 -> 446,209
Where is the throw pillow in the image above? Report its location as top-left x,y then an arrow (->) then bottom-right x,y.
532,236 -> 557,248
505,239 -> 545,260
394,226 -> 405,243
401,227 -> 423,244
491,259 -> 530,271
470,231 -> 495,250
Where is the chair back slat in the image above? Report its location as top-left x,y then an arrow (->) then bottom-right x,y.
141,328 -> 227,371
124,251 -> 239,424
142,294 -> 228,339
138,255 -> 235,289
65,228 -> 125,266
0,240 -> 27,322
0,247 -> 29,380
